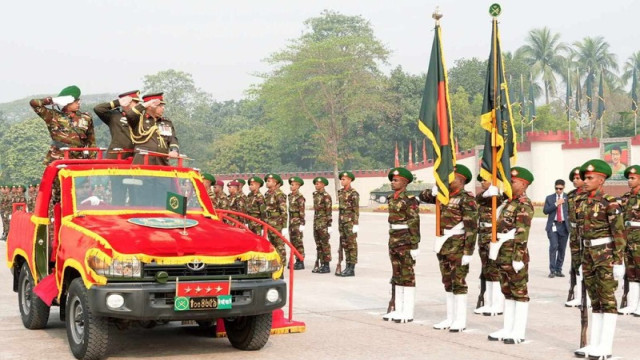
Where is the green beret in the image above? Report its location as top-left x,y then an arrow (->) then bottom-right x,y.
264,173 -> 283,185
624,165 -> 640,179
58,85 -> 81,100
288,176 -> 304,186
235,178 -> 246,186
388,167 -> 413,183
454,164 -> 472,184
202,173 -> 216,183
19,185 -> 26,192
340,171 -> 355,181
313,176 -> 329,186
580,159 -> 611,180
248,176 -> 264,187
510,166 -> 534,184
569,167 -> 581,182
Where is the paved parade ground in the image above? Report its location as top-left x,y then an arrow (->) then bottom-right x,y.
0,212 -> 637,360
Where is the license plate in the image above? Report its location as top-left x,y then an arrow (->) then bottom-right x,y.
174,295 -> 232,311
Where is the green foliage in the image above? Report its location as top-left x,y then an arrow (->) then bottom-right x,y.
0,118 -> 49,183
448,58 -> 487,100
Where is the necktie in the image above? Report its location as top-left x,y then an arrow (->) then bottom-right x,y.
556,195 -> 563,222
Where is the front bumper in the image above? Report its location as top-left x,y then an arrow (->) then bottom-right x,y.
88,279 -> 286,321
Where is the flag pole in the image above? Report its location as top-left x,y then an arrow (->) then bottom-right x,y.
433,8 -> 443,237
490,16 -> 498,244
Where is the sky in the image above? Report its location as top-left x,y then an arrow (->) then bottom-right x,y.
2,0 -> 638,103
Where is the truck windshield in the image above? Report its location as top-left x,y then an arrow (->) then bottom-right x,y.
73,175 -> 204,212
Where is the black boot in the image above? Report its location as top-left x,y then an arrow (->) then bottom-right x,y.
294,260 -> 305,270
318,262 -> 330,274
341,263 -> 355,277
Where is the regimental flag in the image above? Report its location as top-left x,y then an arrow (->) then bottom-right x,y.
519,74 -> 526,120
632,68 -> 638,113
575,69 -> 582,114
566,69 -> 572,121
597,70 -> 605,121
417,23 -> 456,205
528,73 -> 536,122
166,191 -> 187,215
479,19 -> 517,199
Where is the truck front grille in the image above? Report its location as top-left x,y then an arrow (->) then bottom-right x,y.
143,262 -> 247,278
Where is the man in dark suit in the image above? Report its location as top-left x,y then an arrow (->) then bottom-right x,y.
543,179 -> 570,278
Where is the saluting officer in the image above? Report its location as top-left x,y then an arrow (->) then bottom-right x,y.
566,167 -> 589,308
312,177 -> 333,274
246,176 -> 266,235
420,164 -> 478,332
619,165 -> 640,316
93,90 -> 141,159
337,171 -> 359,277
288,176 -> 306,270
264,174 -> 288,264
382,167 -> 420,323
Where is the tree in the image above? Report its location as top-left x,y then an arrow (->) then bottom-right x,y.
256,10 -> 390,192
447,58 -> 487,101
572,36 -> 619,88
0,118 -> 49,183
518,27 -> 568,104
622,51 -> 640,85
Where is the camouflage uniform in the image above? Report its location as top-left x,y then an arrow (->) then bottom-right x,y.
30,97 -> 96,164
93,99 -> 134,159
338,187 -> 359,265
580,189 -> 626,313
620,190 -> 640,283
288,191 -> 306,257
228,192 -> 247,225
313,190 -> 333,264
476,191 -> 503,282
567,188 -> 587,273
27,186 -> 37,213
0,187 -> 10,239
126,102 -> 179,166
420,189 -> 478,294
212,191 -> 229,211
265,188 -> 287,263
388,190 -> 420,286
246,191 -> 266,235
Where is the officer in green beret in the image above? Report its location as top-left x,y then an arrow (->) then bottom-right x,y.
246,176 -> 266,235
94,90 -> 142,160
337,171 -> 359,277
312,176 -> 332,273
202,173 -> 216,193
227,180 -> 247,225
383,167 -> 420,323
288,177 -> 306,270
618,165 -> 640,316
30,85 -> 96,164
264,174 -> 288,264
573,160 -> 625,359
420,164 -> 478,332
565,166 -> 588,308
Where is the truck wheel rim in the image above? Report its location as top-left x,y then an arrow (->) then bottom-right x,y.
20,276 -> 32,315
70,297 -> 85,343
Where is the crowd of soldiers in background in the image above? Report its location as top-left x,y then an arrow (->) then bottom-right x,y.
0,184 -> 37,240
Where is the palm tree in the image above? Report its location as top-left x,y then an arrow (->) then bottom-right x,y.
572,36 -> 619,87
622,51 -> 640,85
518,27 -> 568,104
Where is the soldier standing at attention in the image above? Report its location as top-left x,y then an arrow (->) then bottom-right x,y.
212,180 -> 229,210
420,164 -> 478,332
264,174 -> 288,264
93,90 -> 141,159
487,167 -> 534,345
227,180 -> 247,225
0,185 -> 10,240
573,160 -> 625,359
619,165 -> 640,316
30,85 -> 96,164
126,93 -> 179,165
246,176 -> 266,235
202,173 -> 216,203
382,167 -> 420,323
337,171 -> 359,277
27,184 -> 37,213
235,178 -> 248,196
566,167 -> 588,308
288,177 -> 306,270
312,177 -> 332,274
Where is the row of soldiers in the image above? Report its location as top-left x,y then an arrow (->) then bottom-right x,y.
200,171 -> 360,276
384,159 -> 633,360
0,184 -> 38,239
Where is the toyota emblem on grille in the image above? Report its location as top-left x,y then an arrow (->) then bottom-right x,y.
186,259 -> 205,271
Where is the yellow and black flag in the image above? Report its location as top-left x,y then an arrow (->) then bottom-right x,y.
418,22 -> 456,205
479,18 -> 517,199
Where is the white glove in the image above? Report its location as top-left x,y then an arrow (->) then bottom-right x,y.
352,225 -> 359,233
613,264 -> 625,280
483,185 -> 499,198
431,185 -> 439,196
512,260 -> 525,273
327,227 -> 333,233
81,196 -> 102,206
282,228 -> 289,237
461,255 -> 473,266
577,265 -> 583,278
410,248 -> 420,260
52,95 -> 75,108
299,225 -> 305,232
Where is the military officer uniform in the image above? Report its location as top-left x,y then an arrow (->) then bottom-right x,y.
420,164 -> 478,332
573,159 -> 625,359
211,180 -> 229,210
0,185 -> 10,239
202,173 -> 216,203
312,177 -> 333,274
566,167 -> 589,308
619,165 -> 640,316
382,167 -> 420,323
93,90 -> 140,160
264,174 -> 288,264
227,180 -> 247,225
337,171 -> 359,277
288,177 -> 306,270
27,184 -> 37,213
246,176 -> 266,235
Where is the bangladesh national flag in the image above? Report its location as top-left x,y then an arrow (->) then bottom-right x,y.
418,24 -> 456,205
166,191 -> 187,215
479,19 -> 517,199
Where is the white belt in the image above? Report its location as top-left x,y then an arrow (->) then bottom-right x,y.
443,228 -> 465,236
479,222 -> 492,228
583,237 -> 613,247
625,221 -> 640,228
390,224 -> 409,230
497,231 -> 515,241
570,222 -> 577,228
434,222 -> 465,253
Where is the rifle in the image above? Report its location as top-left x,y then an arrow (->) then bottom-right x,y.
476,273 -> 486,309
567,267 -> 577,302
387,283 -> 396,314
580,272 -> 588,347
621,273 -> 629,309
335,241 -> 344,276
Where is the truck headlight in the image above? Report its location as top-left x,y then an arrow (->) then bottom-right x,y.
247,257 -> 281,274
88,256 -> 142,278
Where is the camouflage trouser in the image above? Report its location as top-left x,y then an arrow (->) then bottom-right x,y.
625,235 -> 640,282
569,231 -> 581,273
338,222 -> 358,264
389,245 -> 415,287
497,262 -> 529,302
478,233 -> 500,282
436,252 -> 469,294
314,226 -> 331,263
583,243 -> 618,313
289,223 -> 304,258
267,223 -> 287,266
1,213 -> 8,237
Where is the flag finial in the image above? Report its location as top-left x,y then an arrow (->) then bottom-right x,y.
432,6 -> 443,23
489,3 -> 502,17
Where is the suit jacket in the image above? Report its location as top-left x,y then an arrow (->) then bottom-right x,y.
542,192 -> 569,233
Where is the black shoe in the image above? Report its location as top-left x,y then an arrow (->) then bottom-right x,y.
548,272 -> 555,278
311,261 -> 320,273
555,271 -> 565,277
340,264 -> 355,277
503,338 -> 524,344
294,261 -> 305,270
317,263 -> 330,274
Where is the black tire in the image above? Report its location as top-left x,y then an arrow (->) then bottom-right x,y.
224,313 -> 272,350
65,278 -> 109,360
18,262 -> 50,329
